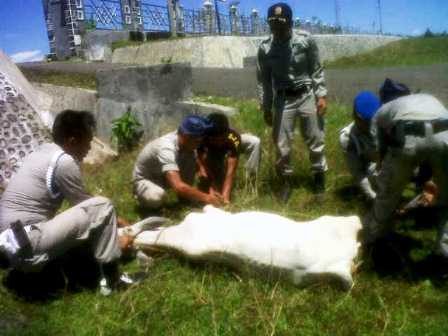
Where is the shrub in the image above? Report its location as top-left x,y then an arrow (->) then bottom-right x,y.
110,108 -> 143,152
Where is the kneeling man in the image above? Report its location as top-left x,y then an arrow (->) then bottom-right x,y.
133,115 -> 223,209
0,110 -> 133,286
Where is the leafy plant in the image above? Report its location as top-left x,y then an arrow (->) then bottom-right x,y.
110,108 -> 143,152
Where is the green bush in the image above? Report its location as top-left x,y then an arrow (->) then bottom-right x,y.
110,109 -> 143,152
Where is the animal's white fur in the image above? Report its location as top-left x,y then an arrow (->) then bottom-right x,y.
134,206 -> 362,289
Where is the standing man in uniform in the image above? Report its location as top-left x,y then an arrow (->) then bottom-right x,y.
257,2 -> 328,201
363,93 -> 448,269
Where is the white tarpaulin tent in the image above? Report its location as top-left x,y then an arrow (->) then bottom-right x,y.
0,50 -> 51,189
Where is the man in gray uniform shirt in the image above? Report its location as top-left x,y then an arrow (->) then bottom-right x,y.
363,93 -> 448,265
257,2 -> 328,200
0,110 -> 133,288
133,115 -> 223,209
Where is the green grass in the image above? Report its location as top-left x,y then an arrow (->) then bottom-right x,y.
20,68 -> 96,90
2,98 -> 448,335
325,36 -> 448,69
111,40 -> 145,52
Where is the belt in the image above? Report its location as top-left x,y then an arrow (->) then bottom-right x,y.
388,119 -> 448,148
395,119 -> 448,137
277,86 -> 309,97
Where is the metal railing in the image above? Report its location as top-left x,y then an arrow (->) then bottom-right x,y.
81,0 -> 376,36
84,0 -> 123,30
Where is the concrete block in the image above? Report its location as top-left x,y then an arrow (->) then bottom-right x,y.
33,83 -> 97,121
96,63 -> 192,103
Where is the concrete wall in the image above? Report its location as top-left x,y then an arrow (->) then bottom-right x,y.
111,34 -> 402,69
33,83 -> 97,118
95,63 -> 195,142
191,63 -> 448,106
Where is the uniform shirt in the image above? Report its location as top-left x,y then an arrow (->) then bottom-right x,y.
198,129 -> 242,158
0,143 -> 90,231
133,131 -> 197,188
257,29 -> 327,113
372,94 -> 448,155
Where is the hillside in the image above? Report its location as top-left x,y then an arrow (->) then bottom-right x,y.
325,36 -> 448,69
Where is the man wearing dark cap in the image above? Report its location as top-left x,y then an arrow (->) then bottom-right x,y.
339,91 -> 381,201
133,115 -> 223,208
257,2 -> 328,200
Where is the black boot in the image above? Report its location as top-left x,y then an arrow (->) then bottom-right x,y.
313,172 -> 325,194
279,179 -> 292,203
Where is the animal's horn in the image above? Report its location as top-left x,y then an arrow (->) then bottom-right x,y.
121,217 -> 169,237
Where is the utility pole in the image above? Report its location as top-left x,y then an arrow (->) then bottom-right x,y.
334,0 -> 341,29
214,0 -> 222,35
377,0 -> 383,34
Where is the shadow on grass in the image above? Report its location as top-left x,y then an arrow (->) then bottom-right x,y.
364,230 -> 448,288
3,247 -> 100,302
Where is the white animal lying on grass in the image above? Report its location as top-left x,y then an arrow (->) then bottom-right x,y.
122,206 -> 362,290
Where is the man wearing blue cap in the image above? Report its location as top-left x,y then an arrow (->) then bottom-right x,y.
339,91 -> 381,201
363,92 -> 448,268
133,115 -> 223,208
257,2 -> 328,200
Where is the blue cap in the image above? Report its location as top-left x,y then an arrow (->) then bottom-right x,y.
354,91 -> 381,120
267,3 -> 293,26
178,115 -> 210,136
379,78 -> 411,104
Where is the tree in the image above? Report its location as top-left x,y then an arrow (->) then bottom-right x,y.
423,28 -> 434,38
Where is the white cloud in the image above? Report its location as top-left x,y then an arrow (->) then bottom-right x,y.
411,28 -> 422,36
10,50 -> 44,63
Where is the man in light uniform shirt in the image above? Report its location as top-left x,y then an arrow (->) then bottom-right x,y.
133,115 -> 223,209
363,94 -> 448,264
0,110 -> 133,287
257,2 -> 328,200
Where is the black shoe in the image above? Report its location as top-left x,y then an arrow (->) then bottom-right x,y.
313,172 -> 325,194
279,183 -> 292,203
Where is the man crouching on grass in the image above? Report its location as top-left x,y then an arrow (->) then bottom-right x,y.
0,110 -> 134,292
132,115 -> 224,209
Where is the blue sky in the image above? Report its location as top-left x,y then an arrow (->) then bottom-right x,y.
0,0 -> 447,62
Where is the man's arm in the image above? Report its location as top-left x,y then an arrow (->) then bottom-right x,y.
165,170 -> 222,207
221,156 -> 239,204
55,155 -> 91,206
257,46 -> 273,126
306,36 -> 327,115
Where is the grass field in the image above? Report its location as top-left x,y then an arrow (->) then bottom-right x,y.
325,36 -> 448,69
2,97 -> 448,335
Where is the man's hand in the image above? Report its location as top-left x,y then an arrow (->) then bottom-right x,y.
117,217 -> 131,228
316,97 -> 327,116
206,190 -> 224,207
119,234 -> 134,252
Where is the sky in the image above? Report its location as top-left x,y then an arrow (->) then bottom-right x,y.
0,0 -> 447,62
